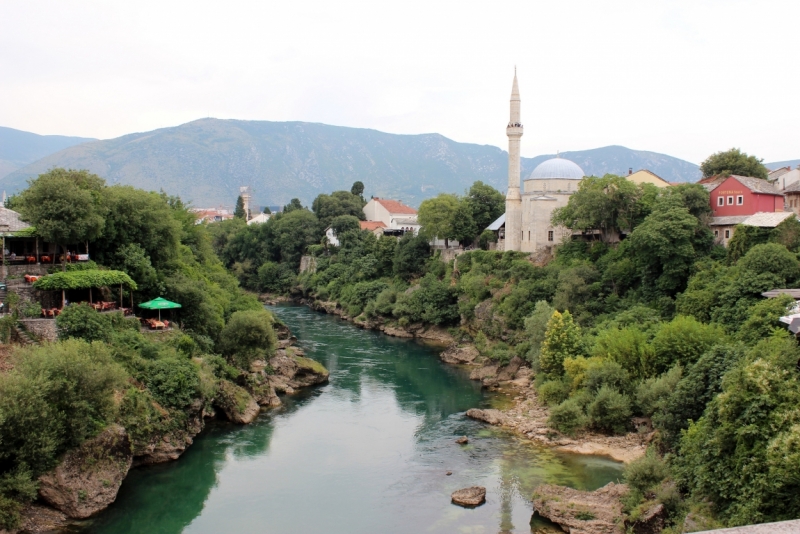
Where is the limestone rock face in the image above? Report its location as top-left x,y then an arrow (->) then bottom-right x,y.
451,486 -> 486,507
269,350 -> 329,391
382,326 -> 414,338
469,364 -> 499,382
466,408 -> 506,426
532,482 -> 628,534
496,356 -> 524,382
215,380 -> 261,424
38,425 -> 133,519
626,502 -> 665,534
440,345 -> 479,365
134,398 -> 205,466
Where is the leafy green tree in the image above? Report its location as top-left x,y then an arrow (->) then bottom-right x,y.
552,175 -> 656,242
283,198 -> 304,213
523,300 -> 555,367
587,385 -> 632,434
312,191 -> 365,230
393,233 -> 430,281
374,236 -> 398,278
418,193 -> 459,247
592,326 -> 656,378
450,200 -> 478,246
265,209 -> 321,267
478,229 -> 497,250
330,214 -> 361,236
350,181 -> 365,197
627,194 -> 713,296
218,309 -> 277,369
736,294 -> 793,344
651,316 -> 724,373
465,181 -> 505,234
700,148 -> 768,179
263,206 -> 272,214
17,168 -> 107,271
539,310 -> 583,376
234,195 -> 246,219
56,303 -> 115,342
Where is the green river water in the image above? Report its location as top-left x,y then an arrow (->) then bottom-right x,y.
83,304 -> 622,534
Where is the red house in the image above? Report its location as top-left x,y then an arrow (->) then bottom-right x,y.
709,175 -> 784,217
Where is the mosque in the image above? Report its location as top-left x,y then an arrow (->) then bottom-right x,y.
493,70 -> 586,253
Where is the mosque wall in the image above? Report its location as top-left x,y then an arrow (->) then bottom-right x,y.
523,178 -> 581,194
519,193 -> 572,252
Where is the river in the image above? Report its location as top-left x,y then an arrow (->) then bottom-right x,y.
84,304 -> 622,534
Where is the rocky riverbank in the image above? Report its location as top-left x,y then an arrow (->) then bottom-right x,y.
11,323 -> 328,534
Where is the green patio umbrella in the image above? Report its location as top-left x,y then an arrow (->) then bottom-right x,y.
138,297 -> 182,321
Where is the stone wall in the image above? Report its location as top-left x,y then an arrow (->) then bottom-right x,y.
1,264 -> 50,278
439,248 -> 466,264
19,318 -> 58,342
299,255 -> 317,274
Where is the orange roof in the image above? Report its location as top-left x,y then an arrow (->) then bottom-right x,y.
360,221 -> 386,231
374,197 -> 417,215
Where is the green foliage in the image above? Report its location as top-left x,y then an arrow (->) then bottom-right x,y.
539,310 -> 583,376
449,200 -> 477,245
218,309 -> 277,369
418,193 -> 459,243
592,326 -> 655,379
635,366 -> 682,417
283,198 -> 303,213
675,338 -> 800,524
465,181 -> 505,237
552,175 -> 656,241
0,465 -> 39,530
33,269 -> 137,291
56,303 -> 116,342
257,261 -> 296,293
393,233 -> 430,281
651,316 -> 724,374
312,190 -> 364,230
736,294 -> 793,344
700,148 -> 768,180
234,195 -> 246,219
537,379 -> 571,406
16,168 -> 106,259
478,229 -> 497,250
329,214 -> 361,236
587,386 -> 632,434
548,397 -> 589,435
523,300 -> 554,367
624,448 -> 669,495
393,274 -> 459,326
265,209 -> 320,268
350,181 -> 365,197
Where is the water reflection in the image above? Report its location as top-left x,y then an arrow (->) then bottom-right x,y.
85,305 -> 622,534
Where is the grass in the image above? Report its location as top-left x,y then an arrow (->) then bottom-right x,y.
293,356 -> 328,375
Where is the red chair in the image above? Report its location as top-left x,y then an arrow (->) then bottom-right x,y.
41,255 -> 51,263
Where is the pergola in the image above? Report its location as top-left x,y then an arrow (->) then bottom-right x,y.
33,269 -> 138,308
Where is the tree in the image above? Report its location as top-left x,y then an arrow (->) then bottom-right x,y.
393,233 -> 430,281
312,191 -> 365,230
218,309 -> 277,369
17,169 -> 107,271
551,175 -> 655,242
234,196 -> 246,219
418,193 -> 459,247
329,214 -> 361,236
449,200 -> 478,246
283,198 -> 303,213
263,206 -> 272,214
264,209 -> 320,267
539,310 -> 583,376
466,181 -> 505,234
700,148 -> 768,180
350,181 -> 365,198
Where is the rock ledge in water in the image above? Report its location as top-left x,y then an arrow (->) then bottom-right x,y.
455,436 -> 469,444
451,486 -> 486,507
466,408 -> 506,426
532,482 -> 627,534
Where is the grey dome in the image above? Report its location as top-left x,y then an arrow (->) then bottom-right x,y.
527,158 -> 585,180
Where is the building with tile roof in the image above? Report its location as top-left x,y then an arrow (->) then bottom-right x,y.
363,198 -> 419,234
708,175 -> 784,217
710,211 -> 797,246
627,169 -> 671,188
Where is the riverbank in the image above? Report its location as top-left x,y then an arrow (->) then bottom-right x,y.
277,295 -> 648,465
7,322 -> 329,534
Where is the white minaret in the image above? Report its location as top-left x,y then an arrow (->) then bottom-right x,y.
505,69 -> 523,252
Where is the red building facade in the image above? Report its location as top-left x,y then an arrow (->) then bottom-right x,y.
709,175 -> 783,217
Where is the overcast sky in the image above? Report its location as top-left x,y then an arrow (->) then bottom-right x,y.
1,0 -> 798,164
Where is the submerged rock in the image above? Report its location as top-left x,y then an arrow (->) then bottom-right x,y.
451,486 -> 486,507
455,436 -> 469,444
532,482 -> 628,534
38,424 -> 133,519
466,408 -> 506,426
440,345 -> 479,365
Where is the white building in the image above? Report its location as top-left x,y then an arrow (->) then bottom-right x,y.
362,198 -> 420,234
247,212 -> 271,225
496,70 -> 586,253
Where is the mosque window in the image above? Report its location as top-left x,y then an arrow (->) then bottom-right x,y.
547,230 -> 554,242
528,231 -> 530,241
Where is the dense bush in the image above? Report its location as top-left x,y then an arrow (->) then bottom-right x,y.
139,357 -> 201,410
587,386 -> 631,434
548,397 -> 589,435
218,309 -> 277,369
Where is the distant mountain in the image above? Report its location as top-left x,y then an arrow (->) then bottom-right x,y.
766,159 -> 800,171
0,126 -> 95,180
1,119 -> 702,207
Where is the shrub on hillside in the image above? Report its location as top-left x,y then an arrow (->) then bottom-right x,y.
537,379 -> 571,406
548,397 -> 589,436
139,357 -> 200,410
587,386 -> 631,434
651,316 -> 723,373
218,309 -> 277,369
56,302 -> 114,342
539,310 -> 583,376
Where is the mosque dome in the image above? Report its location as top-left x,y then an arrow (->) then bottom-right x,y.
527,157 -> 585,180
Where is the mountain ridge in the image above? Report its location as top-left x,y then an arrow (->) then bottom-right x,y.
1,119 -> 714,207
0,126 -> 96,180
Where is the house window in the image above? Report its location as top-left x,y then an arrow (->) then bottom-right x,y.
727,196 -> 734,205
528,231 -> 530,241
717,197 -> 724,206
737,195 -> 744,205
725,229 -> 730,239
714,230 -> 719,237
547,230 -> 554,242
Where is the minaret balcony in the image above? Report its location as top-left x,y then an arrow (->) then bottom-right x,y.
506,125 -> 524,135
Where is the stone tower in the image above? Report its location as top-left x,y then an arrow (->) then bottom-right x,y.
505,69 -> 523,252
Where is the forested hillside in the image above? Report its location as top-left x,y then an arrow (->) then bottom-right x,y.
2,119 -> 702,207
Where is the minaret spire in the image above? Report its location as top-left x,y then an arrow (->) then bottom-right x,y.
505,69 -> 523,252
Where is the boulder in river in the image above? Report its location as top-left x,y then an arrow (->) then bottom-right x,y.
466,408 -> 506,426
455,436 -> 469,444
38,424 -> 133,519
532,482 -> 628,534
451,486 -> 486,507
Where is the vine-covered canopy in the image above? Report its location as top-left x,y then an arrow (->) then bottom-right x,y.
33,269 -> 138,291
